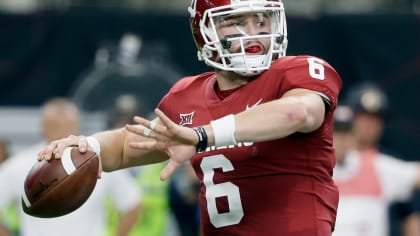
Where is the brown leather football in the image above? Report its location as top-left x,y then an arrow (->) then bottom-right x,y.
22,147 -> 99,218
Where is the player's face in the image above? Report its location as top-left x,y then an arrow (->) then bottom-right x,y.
215,12 -> 271,55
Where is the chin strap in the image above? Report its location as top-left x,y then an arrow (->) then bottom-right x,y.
229,54 -> 270,76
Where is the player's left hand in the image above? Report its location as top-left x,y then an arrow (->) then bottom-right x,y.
125,108 -> 198,180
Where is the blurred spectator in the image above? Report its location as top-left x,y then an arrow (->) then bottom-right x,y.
73,33 -> 181,235
332,105 -> 355,167
99,56 -> 200,236
128,163 -> 171,236
106,164 -> 170,236
106,94 -> 149,129
332,83 -> 420,236
70,33 -> 178,115
104,94 -> 202,235
0,97 -> 141,236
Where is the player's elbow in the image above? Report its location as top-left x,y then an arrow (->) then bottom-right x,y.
286,102 -> 322,133
287,102 -> 309,124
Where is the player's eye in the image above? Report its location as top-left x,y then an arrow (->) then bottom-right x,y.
218,19 -> 242,28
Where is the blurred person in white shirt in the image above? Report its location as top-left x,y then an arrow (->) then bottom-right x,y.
332,84 -> 420,236
0,97 -> 142,236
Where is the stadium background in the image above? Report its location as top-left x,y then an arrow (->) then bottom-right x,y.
0,6 -> 418,160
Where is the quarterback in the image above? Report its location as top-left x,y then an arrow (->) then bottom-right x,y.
39,0 -> 342,235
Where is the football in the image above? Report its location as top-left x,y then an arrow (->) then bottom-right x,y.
22,147 -> 99,218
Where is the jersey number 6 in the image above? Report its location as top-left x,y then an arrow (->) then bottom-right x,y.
307,57 -> 325,80
200,154 -> 244,228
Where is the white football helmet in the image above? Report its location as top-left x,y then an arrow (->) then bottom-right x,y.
189,0 -> 288,76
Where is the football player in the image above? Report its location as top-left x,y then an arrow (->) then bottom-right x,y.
39,1 -> 342,235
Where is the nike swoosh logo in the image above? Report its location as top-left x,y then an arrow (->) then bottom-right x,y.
246,98 -> 262,110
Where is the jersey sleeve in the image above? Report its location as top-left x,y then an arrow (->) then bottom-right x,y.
274,56 -> 343,112
157,75 -> 198,120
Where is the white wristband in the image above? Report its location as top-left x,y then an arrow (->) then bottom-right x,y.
210,114 -> 237,147
86,136 -> 101,156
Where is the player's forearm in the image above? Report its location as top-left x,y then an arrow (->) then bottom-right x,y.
92,128 -> 127,172
203,91 -> 325,145
235,98 -> 312,141
93,127 -> 168,172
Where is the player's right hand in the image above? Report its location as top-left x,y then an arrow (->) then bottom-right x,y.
37,135 -> 103,178
125,108 -> 198,181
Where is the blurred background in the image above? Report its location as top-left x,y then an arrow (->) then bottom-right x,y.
0,0 -> 419,235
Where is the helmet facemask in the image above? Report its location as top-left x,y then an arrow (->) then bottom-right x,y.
197,1 -> 287,76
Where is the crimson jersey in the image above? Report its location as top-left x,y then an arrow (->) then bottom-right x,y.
158,56 -> 342,235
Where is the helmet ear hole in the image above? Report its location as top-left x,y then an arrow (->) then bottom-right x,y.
276,35 -> 284,44
220,39 -> 232,49
201,48 -> 216,61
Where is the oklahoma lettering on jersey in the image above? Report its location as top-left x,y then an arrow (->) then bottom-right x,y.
158,56 -> 342,236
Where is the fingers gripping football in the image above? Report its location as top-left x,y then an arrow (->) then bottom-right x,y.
38,135 -> 84,160
37,135 -> 102,178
